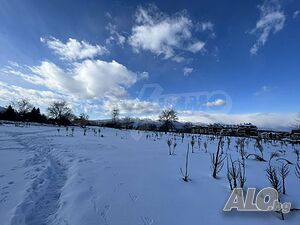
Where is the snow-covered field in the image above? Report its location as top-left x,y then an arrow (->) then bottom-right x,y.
0,124 -> 300,225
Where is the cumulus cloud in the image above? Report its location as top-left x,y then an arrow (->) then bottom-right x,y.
0,81 -> 68,107
293,10 -> 299,19
103,98 -> 161,115
205,99 -> 226,107
128,4 -> 207,61
183,67 -> 193,76
1,60 -> 145,117
0,36 -> 156,118
250,0 -> 286,55
40,37 -> 108,61
12,59 -> 137,99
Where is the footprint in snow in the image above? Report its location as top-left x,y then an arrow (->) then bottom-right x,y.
100,204 -> 111,225
0,195 -> 8,203
129,193 -> 138,202
141,216 -> 154,225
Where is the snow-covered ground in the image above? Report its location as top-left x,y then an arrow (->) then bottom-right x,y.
0,123 -> 299,225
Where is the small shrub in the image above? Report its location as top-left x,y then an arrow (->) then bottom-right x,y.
294,149 -> 300,162
295,162 -> 300,179
191,136 -> 195,153
211,137 -> 226,178
167,139 -> 172,155
181,143 -> 190,182
172,142 -> 177,155
279,163 -> 289,195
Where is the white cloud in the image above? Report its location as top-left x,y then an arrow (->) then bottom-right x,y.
105,23 -> 126,46
177,111 -> 297,130
40,37 -> 108,61
197,21 -> 214,32
103,98 -> 161,115
0,81 -> 68,108
186,41 -> 205,53
293,10 -> 299,19
205,99 -> 226,107
172,55 -> 185,63
183,67 -> 193,76
128,4 -> 207,61
255,85 -> 271,96
5,58 -> 138,101
250,0 -> 285,55
138,71 -> 149,80
196,21 -> 215,38
0,36 -> 154,117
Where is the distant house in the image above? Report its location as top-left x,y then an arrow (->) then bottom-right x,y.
191,123 -> 259,137
208,124 -> 224,135
291,129 -> 300,140
236,124 -> 258,137
259,130 -> 290,140
191,125 -> 209,134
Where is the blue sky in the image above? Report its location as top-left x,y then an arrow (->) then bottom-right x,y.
0,0 -> 299,128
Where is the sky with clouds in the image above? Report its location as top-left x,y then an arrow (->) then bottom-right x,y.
0,0 -> 299,129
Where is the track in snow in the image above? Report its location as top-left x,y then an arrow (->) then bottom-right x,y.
10,133 -> 67,225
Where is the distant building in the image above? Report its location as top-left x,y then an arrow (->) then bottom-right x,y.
237,124 -> 258,137
291,129 -> 300,140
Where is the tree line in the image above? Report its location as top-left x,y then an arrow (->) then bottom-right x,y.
0,99 -> 78,126
0,99 -> 179,131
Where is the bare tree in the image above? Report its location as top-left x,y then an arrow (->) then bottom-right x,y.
211,137 -> 226,178
279,163 -> 289,195
181,143 -> 190,182
246,138 -> 266,162
269,152 -> 280,165
293,148 -> 300,162
295,162 -> 300,179
255,137 -> 264,160
172,142 -> 177,155
226,156 -> 246,190
204,142 -> 208,153
167,139 -> 172,155
111,107 -> 120,122
266,165 -> 281,193
123,117 -> 134,129
191,136 -> 195,153
227,156 -> 238,190
238,162 -> 246,189
14,99 -> 33,119
265,165 -> 284,220
159,108 -> 178,132
237,138 -> 247,163
47,101 -> 73,125
78,113 -> 89,128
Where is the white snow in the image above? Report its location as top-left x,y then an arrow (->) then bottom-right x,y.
0,123 -> 299,225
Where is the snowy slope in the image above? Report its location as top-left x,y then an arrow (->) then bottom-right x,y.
0,124 -> 299,225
